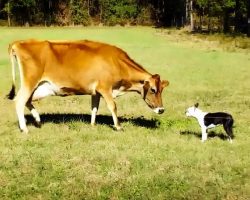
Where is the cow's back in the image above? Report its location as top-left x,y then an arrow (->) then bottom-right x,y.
11,39 -> 148,90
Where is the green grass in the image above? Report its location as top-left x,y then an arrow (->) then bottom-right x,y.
0,27 -> 250,199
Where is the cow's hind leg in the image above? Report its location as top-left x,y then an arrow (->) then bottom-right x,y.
98,89 -> 122,131
15,87 -> 34,133
26,100 -> 41,128
91,93 -> 101,126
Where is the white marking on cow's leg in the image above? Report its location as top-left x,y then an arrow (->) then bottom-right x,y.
91,94 -> 100,126
201,127 -> 207,142
110,104 -> 122,131
101,91 -> 122,131
26,102 -> 41,128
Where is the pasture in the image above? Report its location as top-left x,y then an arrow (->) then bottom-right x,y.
0,27 -> 249,199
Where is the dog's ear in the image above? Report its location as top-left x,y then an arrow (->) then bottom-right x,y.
194,103 -> 199,108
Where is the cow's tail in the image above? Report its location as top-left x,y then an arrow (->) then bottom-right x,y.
6,44 -> 17,100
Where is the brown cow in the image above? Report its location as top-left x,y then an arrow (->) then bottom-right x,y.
7,40 -> 169,133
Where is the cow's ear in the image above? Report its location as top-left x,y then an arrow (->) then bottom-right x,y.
143,80 -> 150,88
194,103 -> 199,108
161,80 -> 169,88
152,74 -> 160,79
139,80 -> 150,86
142,81 -> 150,99
139,80 -> 144,85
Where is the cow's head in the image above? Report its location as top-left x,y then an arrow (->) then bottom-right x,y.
142,74 -> 169,114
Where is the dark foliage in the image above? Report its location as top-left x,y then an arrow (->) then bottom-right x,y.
0,0 -> 249,35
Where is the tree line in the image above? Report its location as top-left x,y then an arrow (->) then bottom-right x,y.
0,0 -> 249,36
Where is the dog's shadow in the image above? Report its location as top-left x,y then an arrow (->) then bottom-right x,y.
180,130 -> 229,141
25,113 -> 159,129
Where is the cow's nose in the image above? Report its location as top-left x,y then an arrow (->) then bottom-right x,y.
158,108 -> 165,114
153,107 -> 165,114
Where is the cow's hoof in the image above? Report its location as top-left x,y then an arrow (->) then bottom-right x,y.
21,128 -> 29,134
114,126 -> 123,131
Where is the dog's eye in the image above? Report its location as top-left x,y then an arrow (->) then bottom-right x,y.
150,88 -> 156,94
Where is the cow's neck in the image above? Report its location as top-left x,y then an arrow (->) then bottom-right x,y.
126,70 -> 151,93
120,55 -> 152,86
133,70 -> 151,80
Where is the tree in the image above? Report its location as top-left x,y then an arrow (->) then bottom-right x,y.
223,0 -> 235,33
7,1 -> 10,26
99,0 -> 138,25
9,0 -> 36,25
0,0 -> 248,35
150,0 -> 186,27
248,0 -> 250,36
70,0 -> 90,25
42,0 -> 53,26
235,0 -> 241,32
190,0 -> 194,31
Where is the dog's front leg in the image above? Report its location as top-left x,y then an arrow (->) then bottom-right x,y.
201,126 -> 207,142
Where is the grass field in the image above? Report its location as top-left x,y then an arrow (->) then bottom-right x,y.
0,27 -> 250,199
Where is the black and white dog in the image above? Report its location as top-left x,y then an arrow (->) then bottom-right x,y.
186,103 -> 234,142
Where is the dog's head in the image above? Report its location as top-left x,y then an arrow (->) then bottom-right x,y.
186,103 -> 199,117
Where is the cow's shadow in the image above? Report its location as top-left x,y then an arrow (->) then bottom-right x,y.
180,130 -> 228,141
25,113 -> 159,129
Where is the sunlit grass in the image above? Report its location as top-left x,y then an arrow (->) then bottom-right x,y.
0,27 -> 249,199
156,28 -> 250,53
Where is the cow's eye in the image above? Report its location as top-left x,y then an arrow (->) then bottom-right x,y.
150,88 -> 156,94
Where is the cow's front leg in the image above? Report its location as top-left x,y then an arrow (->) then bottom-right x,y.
99,90 -> 122,131
26,101 -> 41,128
91,93 -> 101,126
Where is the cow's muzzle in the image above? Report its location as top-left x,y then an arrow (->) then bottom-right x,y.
153,107 -> 165,114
